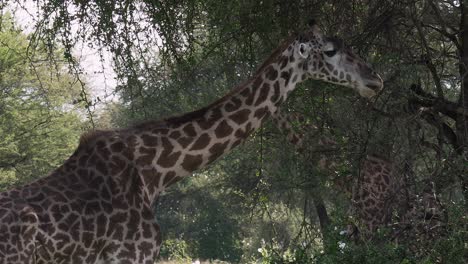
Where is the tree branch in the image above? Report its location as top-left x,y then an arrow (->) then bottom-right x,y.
410,84 -> 467,119
410,3 -> 446,99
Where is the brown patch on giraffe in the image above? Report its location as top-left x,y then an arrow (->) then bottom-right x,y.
271,81 -> 281,102
127,209 -> 140,237
117,243 -> 136,260
141,134 -> 158,147
208,141 -> 230,163
274,95 -> 284,108
62,243 -> 76,256
181,154 -> 203,172
96,144 -> 112,161
254,106 -> 269,120
280,70 -> 291,86
245,91 -> 255,106
111,141 -> 125,152
225,97 -> 242,112
136,147 -> 156,166
79,154 -> 90,167
141,168 -> 162,188
364,200 -> 372,207
139,241 -> 155,259
183,124 -> 197,137
169,130 -> 181,139
234,123 -> 253,139
215,120 -> 234,138
252,76 -> 263,89
95,160 -> 108,175
110,155 -> 127,174
177,136 -> 195,148
346,74 -> 352,82
83,228 -> 96,248
229,109 -> 251,125
54,230 -> 72,248
157,138 -> 181,168
292,74 -> 298,83
254,83 -> 270,106
303,61 -> 309,71
198,107 -> 223,130
142,223 -> 153,238
100,199 -> 112,213
265,65 -> 278,81
190,133 -> 211,151
280,55 -> 288,69
163,171 -> 182,186
230,139 -> 243,149
123,135 -> 137,160
240,87 -> 252,98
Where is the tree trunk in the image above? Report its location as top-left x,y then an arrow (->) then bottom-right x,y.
309,192 -> 332,250
313,194 -> 330,230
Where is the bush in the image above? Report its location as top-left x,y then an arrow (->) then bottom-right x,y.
159,239 -> 191,263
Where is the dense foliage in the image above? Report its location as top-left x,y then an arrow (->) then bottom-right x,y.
1,0 -> 467,263
0,14 -> 86,190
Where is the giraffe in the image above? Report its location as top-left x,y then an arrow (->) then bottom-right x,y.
352,155 -> 399,233
272,112 -> 448,240
0,21 -> 383,263
328,155 -> 447,240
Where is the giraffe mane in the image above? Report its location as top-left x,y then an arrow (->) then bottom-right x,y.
77,129 -> 112,149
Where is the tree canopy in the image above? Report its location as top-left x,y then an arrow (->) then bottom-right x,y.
0,13 -> 86,189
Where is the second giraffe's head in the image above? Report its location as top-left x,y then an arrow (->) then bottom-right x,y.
295,20 -> 383,98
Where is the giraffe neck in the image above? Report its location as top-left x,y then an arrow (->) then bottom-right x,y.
124,41 -> 306,202
136,41 -> 305,198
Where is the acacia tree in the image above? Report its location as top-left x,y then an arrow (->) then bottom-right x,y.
0,14 -> 86,189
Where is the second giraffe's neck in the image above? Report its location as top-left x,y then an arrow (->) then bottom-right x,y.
135,40 -> 305,199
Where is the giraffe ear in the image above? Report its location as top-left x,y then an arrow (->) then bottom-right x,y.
309,20 -> 322,37
298,43 -> 311,59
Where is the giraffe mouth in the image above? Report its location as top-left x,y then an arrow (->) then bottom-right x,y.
356,79 -> 383,98
365,83 -> 381,91
363,74 -> 384,96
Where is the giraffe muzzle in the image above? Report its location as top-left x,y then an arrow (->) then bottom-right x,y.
363,73 -> 384,96
365,83 -> 381,91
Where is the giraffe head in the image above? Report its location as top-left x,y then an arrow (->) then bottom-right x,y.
296,21 -> 383,98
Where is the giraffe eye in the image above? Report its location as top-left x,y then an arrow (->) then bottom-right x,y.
324,50 -> 337,57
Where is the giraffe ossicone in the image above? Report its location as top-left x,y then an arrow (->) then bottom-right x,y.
0,21 -> 382,263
